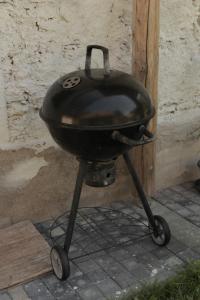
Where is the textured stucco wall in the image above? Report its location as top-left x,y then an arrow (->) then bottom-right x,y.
0,0 -> 200,221
0,0 -> 132,146
157,0 -> 200,188
0,0 -> 133,222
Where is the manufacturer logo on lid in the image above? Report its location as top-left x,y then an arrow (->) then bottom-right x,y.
63,77 -> 81,89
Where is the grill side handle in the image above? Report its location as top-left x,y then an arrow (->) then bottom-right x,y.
112,125 -> 156,146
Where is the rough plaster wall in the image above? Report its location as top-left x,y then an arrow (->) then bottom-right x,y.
0,0 -> 200,221
157,0 -> 200,188
0,0 -> 133,221
159,0 -> 200,116
0,148 -> 132,222
0,0 -> 132,146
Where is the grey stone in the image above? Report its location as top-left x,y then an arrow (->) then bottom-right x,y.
89,239 -> 108,250
188,196 -> 200,205
131,264 -> 150,281
181,182 -> 194,190
183,190 -> 200,200
69,243 -> 86,257
41,274 -> 58,286
0,294 -> 12,300
120,207 -> 137,215
135,252 -> 160,270
180,199 -> 195,207
97,278 -> 121,297
12,187 -> 200,300
134,207 -> 146,218
151,247 -> 172,260
192,246 -> 200,255
154,191 -> 164,199
166,237 -> 187,253
137,237 -> 158,252
42,274 -> 72,298
169,191 -> 186,203
107,263 -> 128,278
76,259 -> 99,273
95,256 -> 128,278
108,247 -> 130,262
24,279 -> 54,300
170,185 -> 187,194
177,207 -> 193,218
161,188 -> 175,197
186,204 -> 200,215
121,259 -> 138,273
50,226 -> 65,238
162,256 -> 183,270
149,269 -> 176,284
69,274 -> 91,289
73,256 -> 91,265
89,250 -> 108,260
187,215 -> 200,224
78,285 -> 104,300
118,236 -> 132,243
125,243 -> 147,256
154,194 -> 172,205
176,248 -> 200,262
70,262 -> 83,278
48,284 -> 74,299
114,270 -> 139,289
94,254 -> 116,269
72,228 -> 86,240
154,202 -> 200,249
166,202 -> 183,211
8,286 -> 31,300
87,268 -> 110,284
111,201 -> 128,210
56,294 -> 81,300
150,200 -> 170,215
35,219 -> 54,233
55,290 -> 80,300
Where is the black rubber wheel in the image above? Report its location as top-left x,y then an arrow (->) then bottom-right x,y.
197,160 -> 200,168
150,215 -> 171,247
50,246 -> 70,281
195,179 -> 200,192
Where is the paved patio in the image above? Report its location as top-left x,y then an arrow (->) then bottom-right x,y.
1,181 -> 200,300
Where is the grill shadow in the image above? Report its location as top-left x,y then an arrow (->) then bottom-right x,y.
49,206 -> 150,260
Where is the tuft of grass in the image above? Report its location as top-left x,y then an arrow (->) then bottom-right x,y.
120,261 -> 200,300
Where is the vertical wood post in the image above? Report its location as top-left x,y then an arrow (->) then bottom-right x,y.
132,0 -> 160,195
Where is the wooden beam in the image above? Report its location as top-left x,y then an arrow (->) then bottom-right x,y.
132,0 -> 160,195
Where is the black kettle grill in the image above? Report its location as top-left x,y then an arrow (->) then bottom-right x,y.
40,45 -> 171,281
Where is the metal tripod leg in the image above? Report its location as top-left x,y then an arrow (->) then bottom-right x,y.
123,152 -> 158,232
64,160 -> 86,253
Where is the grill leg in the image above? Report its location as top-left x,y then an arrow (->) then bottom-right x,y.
64,160 -> 86,253
123,152 -> 158,232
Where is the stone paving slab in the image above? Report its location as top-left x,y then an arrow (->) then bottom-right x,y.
3,181 -> 200,300
9,286 -> 31,300
0,294 -> 12,300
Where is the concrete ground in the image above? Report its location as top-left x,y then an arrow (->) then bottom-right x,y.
1,181 -> 200,300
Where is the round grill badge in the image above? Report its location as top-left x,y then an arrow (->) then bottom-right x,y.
63,77 -> 81,89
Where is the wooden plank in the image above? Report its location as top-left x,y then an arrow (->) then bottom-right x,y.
0,221 -> 51,290
132,0 -> 160,195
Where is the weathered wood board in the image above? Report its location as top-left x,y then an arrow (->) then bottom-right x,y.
0,221 -> 51,290
132,0 -> 160,196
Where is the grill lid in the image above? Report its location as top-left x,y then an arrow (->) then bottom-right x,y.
40,45 -> 155,130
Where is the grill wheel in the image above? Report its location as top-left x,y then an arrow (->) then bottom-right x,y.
150,215 -> 171,247
50,246 -> 70,280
